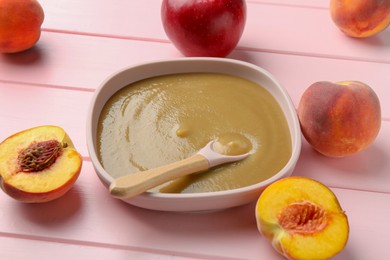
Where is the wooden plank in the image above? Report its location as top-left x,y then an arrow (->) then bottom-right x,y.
297,121 -> 390,193
1,86 -> 390,193
243,4 -> 390,63
37,0 -> 390,62
332,187 -> 390,260
0,32 -> 180,89
1,1 -> 389,259
1,32 -> 389,116
0,161 -> 388,259
0,162 -> 281,260
0,236 -> 195,260
0,82 -> 91,157
248,0 -> 328,8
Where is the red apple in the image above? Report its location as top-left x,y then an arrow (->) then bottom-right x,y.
161,0 -> 246,57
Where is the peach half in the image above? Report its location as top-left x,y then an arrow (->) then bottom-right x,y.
0,125 -> 82,203
256,177 -> 349,260
297,81 -> 381,157
0,0 -> 44,53
330,0 -> 390,38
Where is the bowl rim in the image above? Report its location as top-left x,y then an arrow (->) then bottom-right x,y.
86,57 -> 302,210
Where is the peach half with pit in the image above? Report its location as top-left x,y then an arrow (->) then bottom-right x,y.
330,0 -> 390,38
256,176 -> 349,260
297,80 -> 381,157
0,125 -> 82,203
0,0 -> 44,53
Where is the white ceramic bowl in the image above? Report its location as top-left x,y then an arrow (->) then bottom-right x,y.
86,58 -> 301,212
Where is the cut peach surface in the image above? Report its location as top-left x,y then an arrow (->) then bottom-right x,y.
0,125 -> 82,203
256,177 -> 349,260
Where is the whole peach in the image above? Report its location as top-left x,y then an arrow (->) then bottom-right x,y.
330,0 -> 390,38
0,0 -> 44,53
297,81 -> 381,157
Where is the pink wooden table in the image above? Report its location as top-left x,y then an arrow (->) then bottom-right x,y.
1,1 -> 389,259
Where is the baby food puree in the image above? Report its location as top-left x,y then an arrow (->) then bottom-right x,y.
97,73 -> 291,193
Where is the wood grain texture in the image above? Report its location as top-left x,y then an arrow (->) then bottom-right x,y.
1,82 -> 389,194
0,236 -> 194,260
0,162 -> 389,259
1,0 -> 389,259
37,0 -> 390,62
0,82 -> 91,156
1,32 -> 389,117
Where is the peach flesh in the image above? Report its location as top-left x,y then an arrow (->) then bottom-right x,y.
256,177 -> 349,260
0,125 -> 82,203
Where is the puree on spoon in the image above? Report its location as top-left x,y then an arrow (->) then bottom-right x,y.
213,133 -> 253,156
97,73 -> 291,193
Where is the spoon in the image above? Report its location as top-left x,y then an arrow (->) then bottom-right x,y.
109,140 -> 250,199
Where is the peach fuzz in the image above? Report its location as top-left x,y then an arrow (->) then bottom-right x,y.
330,0 -> 390,38
297,81 -> 381,157
256,176 -> 349,260
0,125 -> 82,203
0,0 -> 44,53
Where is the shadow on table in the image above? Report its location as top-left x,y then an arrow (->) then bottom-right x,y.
1,45 -> 44,66
347,28 -> 390,48
13,184 -> 83,226
293,139 -> 389,189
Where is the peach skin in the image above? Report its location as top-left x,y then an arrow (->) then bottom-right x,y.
297,81 -> 381,157
0,0 -> 44,53
330,0 -> 390,38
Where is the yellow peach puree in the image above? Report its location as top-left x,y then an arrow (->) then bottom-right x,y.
97,73 -> 291,193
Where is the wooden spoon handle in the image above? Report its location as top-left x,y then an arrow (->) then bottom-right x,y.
109,154 -> 209,199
